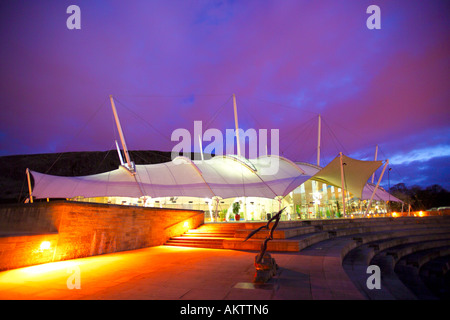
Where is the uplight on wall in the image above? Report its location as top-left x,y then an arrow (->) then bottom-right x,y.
40,241 -> 51,251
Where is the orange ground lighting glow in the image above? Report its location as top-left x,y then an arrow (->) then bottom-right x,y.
0,245 -> 254,300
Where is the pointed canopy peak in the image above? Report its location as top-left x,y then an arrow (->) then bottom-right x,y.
312,154 -> 383,199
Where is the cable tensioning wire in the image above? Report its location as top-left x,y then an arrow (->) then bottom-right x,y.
111,96 -> 177,162
43,96 -> 110,175
113,95 -> 236,161
281,114 -> 318,157
322,117 -> 349,156
112,96 -> 172,144
241,95 -> 318,116
203,95 -> 233,132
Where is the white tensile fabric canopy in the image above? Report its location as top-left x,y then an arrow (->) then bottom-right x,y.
362,183 -> 403,203
312,154 -> 383,199
30,155 -> 312,200
30,153 -> 398,203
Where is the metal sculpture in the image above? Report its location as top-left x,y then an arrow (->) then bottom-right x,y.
244,207 -> 286,283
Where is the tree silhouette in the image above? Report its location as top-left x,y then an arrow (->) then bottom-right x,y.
389,183 -> 449,211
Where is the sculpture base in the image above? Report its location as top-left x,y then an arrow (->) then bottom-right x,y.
253,253 -> 278,283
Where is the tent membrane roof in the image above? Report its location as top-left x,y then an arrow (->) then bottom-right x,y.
362,183 -> 403,203
30,153 -> 398,203
30,155 -> 312,200
312,154 -> 383,199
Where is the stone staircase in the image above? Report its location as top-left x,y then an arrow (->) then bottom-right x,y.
164,223 -> 240,249
164,216 -> 450,253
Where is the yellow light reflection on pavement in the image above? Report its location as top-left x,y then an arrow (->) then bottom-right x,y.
0,246 -> 227,300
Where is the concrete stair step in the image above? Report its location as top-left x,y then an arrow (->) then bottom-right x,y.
164,216 -> 450,252
165,236 -> 225,249
222,238 -> 302,252
368,233 -> 450,252
203,225 -> 246,228
169,237 -> 226,243
353,226 -> 450,245
234,225 -> 316,239
164,241 -> 223,249
184,232 -> 234,237
197,223 -> 243,230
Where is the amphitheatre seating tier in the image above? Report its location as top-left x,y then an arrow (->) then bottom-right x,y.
166,215 -> 450,299
343,226 -> 450,300
165,216 -> 450,253
418,254 -> 450,300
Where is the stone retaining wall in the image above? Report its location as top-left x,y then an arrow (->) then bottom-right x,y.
0,201 -> 204,270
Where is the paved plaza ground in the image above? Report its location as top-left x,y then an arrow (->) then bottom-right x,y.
0,239 -> 444,320
0,244 -> 362,300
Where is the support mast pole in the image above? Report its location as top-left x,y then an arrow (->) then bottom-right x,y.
233,94 -> 241,157
115,140 -> 125,166
317,114 -> 321,167
26,168 -> 33,203
339,152 -> 346,217
214,197 -> 219,222
110,95 -> 132,169
198,135 -> 204,161
371,145 -> 378,183
365,159 -> 389,217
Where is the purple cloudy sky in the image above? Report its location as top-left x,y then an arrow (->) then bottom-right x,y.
0,0 -> 449,189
